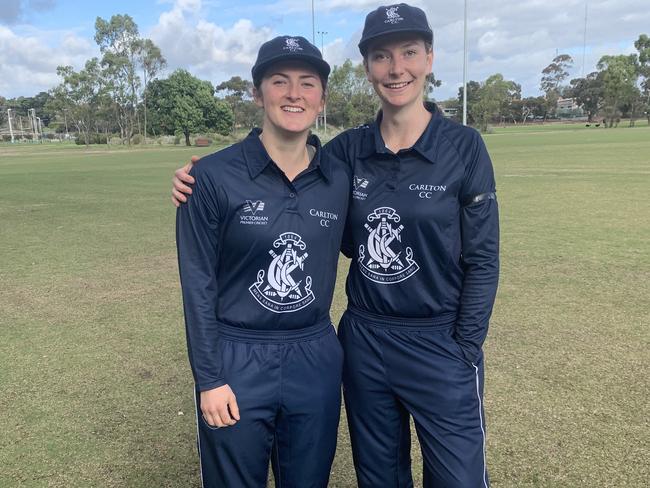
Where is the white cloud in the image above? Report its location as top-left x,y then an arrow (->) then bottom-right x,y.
149,0 -> 273,83
0,25 -> 97,97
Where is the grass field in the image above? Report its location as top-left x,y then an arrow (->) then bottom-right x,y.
1,123 -> 649,487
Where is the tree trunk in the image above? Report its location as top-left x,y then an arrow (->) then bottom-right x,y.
185,130 -> 191,146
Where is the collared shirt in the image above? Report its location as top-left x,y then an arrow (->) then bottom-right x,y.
177,129 -> 350,391
328,103 -> 499,361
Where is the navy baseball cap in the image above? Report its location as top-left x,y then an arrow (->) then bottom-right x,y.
358,3 -> 433,56
251,35 -> 330,86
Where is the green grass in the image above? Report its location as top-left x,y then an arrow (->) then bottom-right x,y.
1,126 -> 649,487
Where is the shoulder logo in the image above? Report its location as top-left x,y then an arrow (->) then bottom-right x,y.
240,200 -> 268,225
353,176 -> 369,190
249,232 -> 315,313
358,207 -> 419,284
284,38 -> 303,52
385,6 -> 404,24
243,200 -> 265,214
353,175 -> 370,200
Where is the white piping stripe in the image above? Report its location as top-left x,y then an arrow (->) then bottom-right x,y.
193,387 -> 206,488
473,363 -> 489,488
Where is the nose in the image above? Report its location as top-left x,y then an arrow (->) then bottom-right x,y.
389,55 -> 404,77
286,81 -> 301,101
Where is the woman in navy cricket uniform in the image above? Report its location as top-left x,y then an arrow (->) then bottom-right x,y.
176,36 -> 350,488
173,4 -> 499,487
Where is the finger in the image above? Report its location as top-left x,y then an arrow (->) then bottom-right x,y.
175,170 -> 195,185
172,189 -> 188,204
171,195 -> 180,208
191,155 -> 200,164
173,177 -> 193,194
228,396 -> 240,421
217,403 -> 235,426
202,412 -> 221,428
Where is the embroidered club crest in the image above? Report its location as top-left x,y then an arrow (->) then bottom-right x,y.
358,207 -> 419,284
284,38 -> 303,52
385,6 -> 404,24
249,232 -> 315,313
243,200 -> 265,214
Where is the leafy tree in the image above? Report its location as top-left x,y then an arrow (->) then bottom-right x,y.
327,60 -> 380,128
596,54 -> 638,127
634,34 -> 650,123
147,69 -> 233,146
94,15 -> 165,143
473,74 -> 520,131
569,73 -> 603,122
0,96 -> 6,126
216,76 -> 255,131
136,38 -> 167,142
540,54 -> 574,119
424,73 -> 442,100
50,59 -> 108,145
457,80 -> 481,125
95,14 -> 141,143
507,96 -> 546,123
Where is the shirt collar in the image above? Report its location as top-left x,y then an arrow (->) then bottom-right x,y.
243,128 -> 330,182
359,101 -> 441,164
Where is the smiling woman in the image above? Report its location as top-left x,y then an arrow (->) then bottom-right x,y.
175,35 -> 351,488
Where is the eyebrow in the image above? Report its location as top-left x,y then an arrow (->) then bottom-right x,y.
371,41 -> 420,52
268,72 -> 318,79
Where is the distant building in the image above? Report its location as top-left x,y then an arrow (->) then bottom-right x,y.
438,105 -> 459,118
557,98 -> 579,111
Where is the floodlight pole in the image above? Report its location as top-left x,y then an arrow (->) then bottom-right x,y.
318,30 -> 328,134
7,108 -> 14,143
462,0 -> 468,126
30,109 -> 37,142
581,1 -> 588,77
311,0 -> 315,44
37,117 -> 43,143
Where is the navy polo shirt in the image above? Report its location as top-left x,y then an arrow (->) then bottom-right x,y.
329,103 -> 499,362
177,129 -> 350,391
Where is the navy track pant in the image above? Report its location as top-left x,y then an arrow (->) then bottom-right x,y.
194,319 -> 343,488
338,306 -> 489,488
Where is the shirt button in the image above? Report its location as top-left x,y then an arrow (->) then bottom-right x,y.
289,192 -> 295,198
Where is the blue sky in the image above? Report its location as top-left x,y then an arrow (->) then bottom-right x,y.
2,0 -> 648,100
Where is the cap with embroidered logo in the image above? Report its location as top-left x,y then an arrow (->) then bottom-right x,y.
358,3 -> 433,56
251,35 -> 330,87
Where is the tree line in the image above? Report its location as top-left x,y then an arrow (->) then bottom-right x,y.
1,18 -> 648,144
452,34 -> 650,131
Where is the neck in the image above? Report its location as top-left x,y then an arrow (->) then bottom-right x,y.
380,101 -> 432,153
259,121 -> 311,181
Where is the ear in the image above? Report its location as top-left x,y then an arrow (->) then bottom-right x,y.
253,87 -> 264,108
427,49 -> 434,71
363,59 -> 371,82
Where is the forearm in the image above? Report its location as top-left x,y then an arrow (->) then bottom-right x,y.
455,198 -> 500,362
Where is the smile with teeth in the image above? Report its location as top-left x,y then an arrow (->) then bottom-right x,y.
282,106 -> 305,113
384,81 -> 412,89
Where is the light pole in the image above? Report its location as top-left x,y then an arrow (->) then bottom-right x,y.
7,108 -> 14,143
318,30 -> 328,134
311,0 -> 315,44
463,0 -> 468,126
37,117 -> 43,143
30,108 -> 37,142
